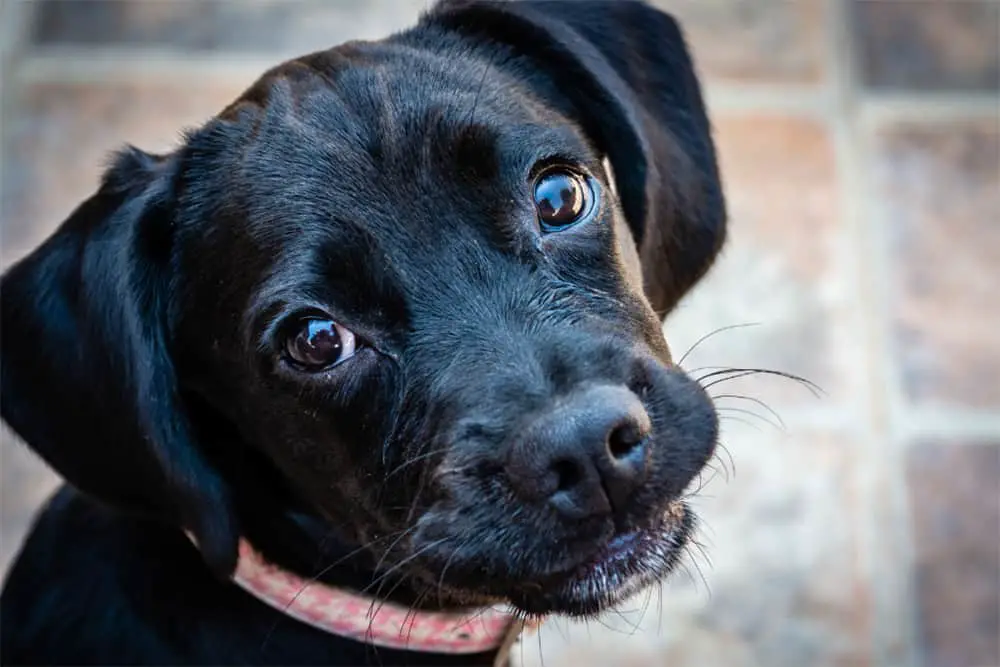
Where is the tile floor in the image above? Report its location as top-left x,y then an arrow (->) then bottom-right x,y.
1,2 -> 997,666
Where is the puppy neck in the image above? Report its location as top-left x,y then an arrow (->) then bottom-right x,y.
190,509 -> 538,663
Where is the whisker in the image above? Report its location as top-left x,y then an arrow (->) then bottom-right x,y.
367,527 -> 424,610
361,537 -> 448,603
593,614 -> 625,636
711,449 -> 733,483
677,559 -> 700,592
434,538 -> 468,608
371,568 -> 415,621
610,606 -> 643,636
675,322 -> 761,367
690,537 -> 714,570
258,529 -> 404,653
683,546 -> 712,598
656,582 -> 664,637
400,589 -> 430,648
383,446 -> 450,481
405,467 -> 433,526
711,393 -> 787,430
371,524 -> 419,579
637,586 -> 655,635
718,414 -> 764,434
696,367 -> 823,397
715,405 -> 783,432
686,462 -> 723,497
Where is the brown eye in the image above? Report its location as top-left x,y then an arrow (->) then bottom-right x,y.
284,317 -> 357,370
533,168 -> 595,231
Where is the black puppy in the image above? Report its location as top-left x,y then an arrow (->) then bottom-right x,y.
0,1 -> 726,664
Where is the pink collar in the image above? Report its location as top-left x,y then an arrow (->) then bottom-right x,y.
229,538 -> 532,658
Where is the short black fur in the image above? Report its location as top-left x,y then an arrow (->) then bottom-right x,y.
1,1 -> 726,664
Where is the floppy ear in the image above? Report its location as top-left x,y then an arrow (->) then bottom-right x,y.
430,0 -> 726,316
0,147 -> 238,575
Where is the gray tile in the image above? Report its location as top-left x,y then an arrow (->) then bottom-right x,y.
853,1 -> 1000,92
652,0 -> 827,83
871,120 -> 1000,410
31,0 -> 431,56
906,441 -> 1000,667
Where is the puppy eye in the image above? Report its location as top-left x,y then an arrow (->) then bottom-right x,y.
283,316 -> 357,371
533,168 -> 596,231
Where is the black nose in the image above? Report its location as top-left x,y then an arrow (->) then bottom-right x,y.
506,385 -> 651,519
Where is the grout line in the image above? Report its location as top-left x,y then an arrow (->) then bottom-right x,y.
824,1 -> 920,666
896,411 -> 1000,443
14,49 -> 832,116
15,47 -> 998,120
17,46 -> 838,116
0,0 -> 36,70
15,48 -> 283,85
704,401 -> 1000,438
861,93 -> 1000,125
0,0 -> 41,256
1,0 -> 40,126
702,83 -> 831,116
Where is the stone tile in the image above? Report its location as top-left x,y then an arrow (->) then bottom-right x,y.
853,1 -> 1000,92
30,0 -> 827,83
1,79 -> 251,267
0,428 -> 60,580
665,114 -> 856,409
31,0 -> 429,56
31,0 -> 219,49
651,0 -> 827,83
905,442 -> 1000,667
871,120 -> 1000,410
516,426 -> 871,667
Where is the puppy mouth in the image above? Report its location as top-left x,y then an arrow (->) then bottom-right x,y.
509,501 -> 693,617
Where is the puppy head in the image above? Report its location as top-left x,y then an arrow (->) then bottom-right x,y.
1,0 -> 725,616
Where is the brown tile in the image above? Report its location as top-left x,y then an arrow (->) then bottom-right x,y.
0,429 -> 61,580
905,442 -> 1000,667
853,1 -> 1000,92
518,427 -> 871,667
31,0 -> 219,49
31,0 -> 827,84
871,120 -> 1000,410
651,0 -> 827,83
31,0 -> 428,56
661,428 -> 870,667
1,79 -> 250,267
665,114 -> 855,409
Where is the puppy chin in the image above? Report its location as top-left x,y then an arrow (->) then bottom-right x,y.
408,501 -> 693,618
507,502 -> 693,617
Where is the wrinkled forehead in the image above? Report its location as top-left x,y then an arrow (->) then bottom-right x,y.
176,43 -> 604,323
187,44 -> 599,232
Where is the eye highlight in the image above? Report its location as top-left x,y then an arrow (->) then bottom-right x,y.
532,167 -> 597,231
282,316 -> 357,371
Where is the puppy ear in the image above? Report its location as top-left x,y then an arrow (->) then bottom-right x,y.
0,147 -> 238,575
430,0 -> 726,316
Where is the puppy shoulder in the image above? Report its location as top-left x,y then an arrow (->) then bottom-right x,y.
0,486 -> 183,663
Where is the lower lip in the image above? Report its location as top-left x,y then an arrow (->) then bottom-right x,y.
509,505 -> 689,616
592,531 -> 642,565
566,528 -> 650,584
565,505 -> 686,583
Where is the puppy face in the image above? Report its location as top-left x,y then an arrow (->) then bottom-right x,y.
1,1 -> 726,617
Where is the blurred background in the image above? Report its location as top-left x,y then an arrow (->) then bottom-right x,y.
0,1 -> 997,665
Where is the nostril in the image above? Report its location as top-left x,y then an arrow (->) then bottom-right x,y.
607,421 -> 645,460
552,458 -> 582,492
